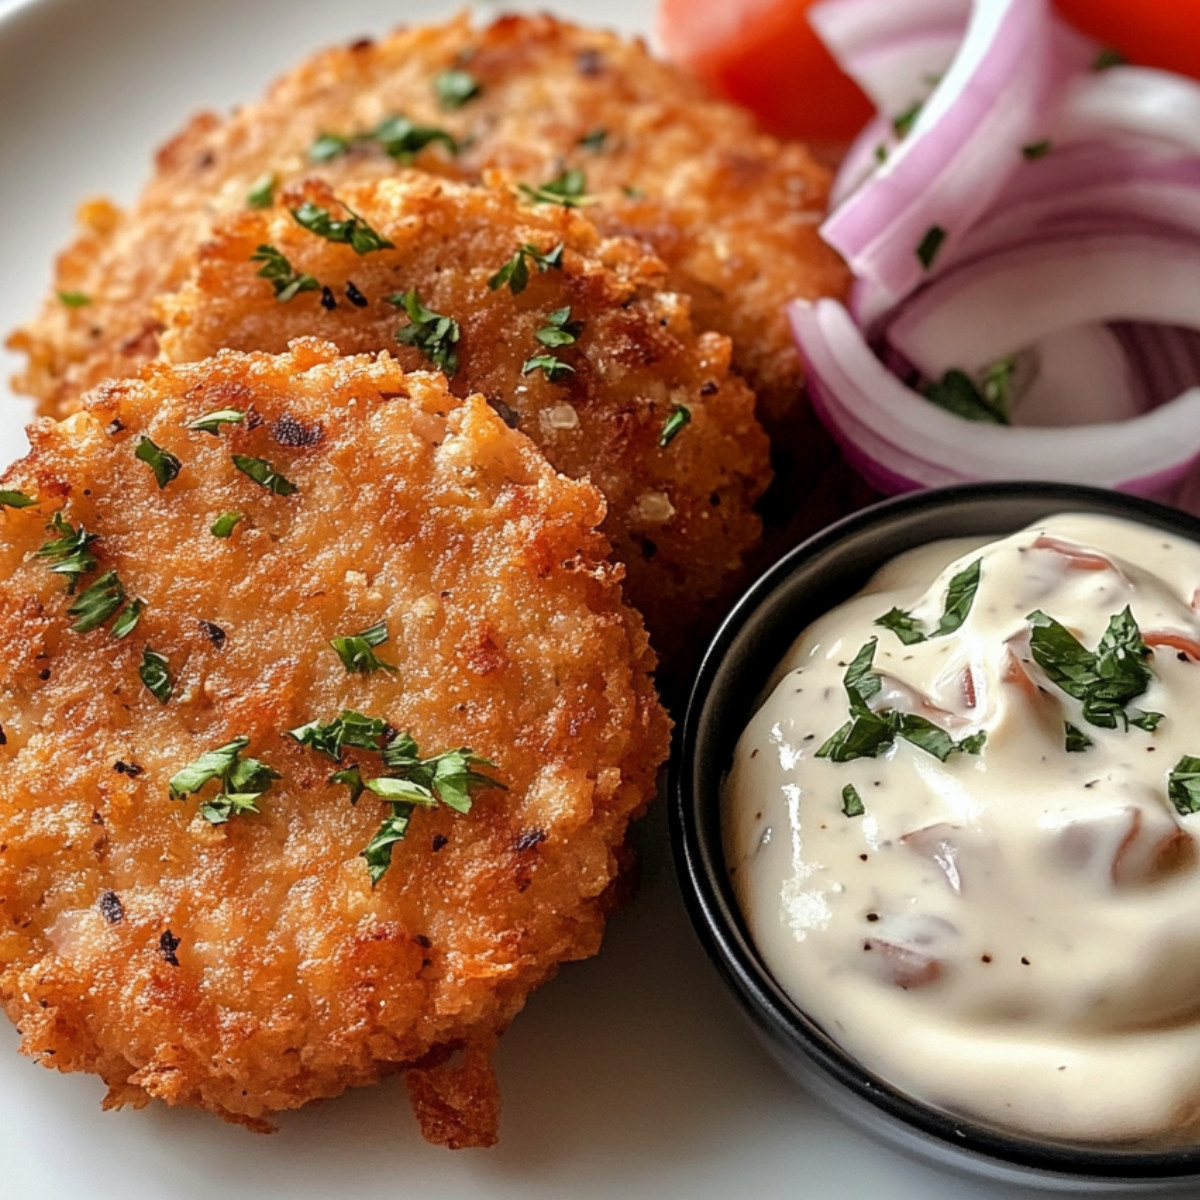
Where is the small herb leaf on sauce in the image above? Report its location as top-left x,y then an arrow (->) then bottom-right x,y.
232,454 -> 298,496
819,639 -> 985,764
250,244 -> 320,302
1027,606 -> 1162,732
841,783 -> 865,818
435,68 -> 482,109
135,436 -> 182,489
140,648 -> 173,703
1168,756 -> 1200,815
876,559 -> 983,646
390,289 -> 461,375
291,200 -> 395,255
329,621 -> 398,675
1065,721 -> 1093,753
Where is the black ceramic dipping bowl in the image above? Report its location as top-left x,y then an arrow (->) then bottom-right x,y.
670,482 -> 1200,1193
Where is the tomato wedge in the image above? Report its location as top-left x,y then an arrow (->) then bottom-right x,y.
656,0 -> 874,143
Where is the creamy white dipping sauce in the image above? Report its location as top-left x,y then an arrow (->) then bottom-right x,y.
723,513 -> 1200,1146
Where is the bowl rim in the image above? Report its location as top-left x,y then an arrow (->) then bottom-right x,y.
669,480 -> 1200,1181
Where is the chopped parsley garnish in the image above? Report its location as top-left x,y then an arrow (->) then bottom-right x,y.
329,620 -> 398,675
487,242 -> 564,294
135,435 -> 182,489
110,597 -> 144,639
916,224 -> 947,269
247,172 -> 277,208
659,404 -> 691,448
210,511 -> 243,538
232,454 -> 298,495
522,306 -> 582,380
1022,140 -> 1052,161
189,408 -> 247,436
841,784 -> 865,818
57,290 -> 91,308
139,647 -> 172,703
435,68 -> 481,109
168,736 -> 280,825
67,570 -> 125,633
922,359 -> 1014,425
1026,606 -> 1162,733
876,559 -> 982,646
309,115 -> 458,164
287,710 -> 388,761
37,513 -> 98,591
816,639 -> 986,766
250,244 -> 320,302
1168,756 -> 1200,816
1065,721 -> 1093,753
291,200 -> 394,254
518,168 -> 592,207
289,713 -> 504,884
578,127 -> 608,151
892,100 -> 923,139
0,490 -> 37,508
391,289 -> 460,375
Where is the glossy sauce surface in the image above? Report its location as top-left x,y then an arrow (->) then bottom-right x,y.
724,513 -> 1200,1145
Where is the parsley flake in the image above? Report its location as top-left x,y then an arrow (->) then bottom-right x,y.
1026,606 -> 1163,733
435,68 -> 482,109
892,100 -> 923,138
68,570 -> 126,633
0,490 -> 37,508
189,408 -> 247,436
817,639 -> 986,765
250,244 -> 320,302
291,199 -> 394,254
1022,140 -> 1052,161
135,435 -> 182,489
842,784 -> 865,818
232,454 -> 298,495
522,307 -> 582,380
168,736 -> 280,825
659,404 -> 691,448
110,597 -> 145,640
310,116 -> 458,164
57,290 -> 91,308
518,168 -> 592,207
1169,756 -> 1200,816
578,127 -> 608,151
1094,47 -> 1128,71
329,620 -> 398,675
210,511 -> 244,538
287,710 -> 388,761
37,513 -> 98,592
391,289 -> 460,375
487,242 -> 564,295
923,363 -> 1013,425
916,225 -> 947,269
247,172 -> 277,208
1065,721 -> 1093,753
140,647 -> 173,703
876,559 -> 983,646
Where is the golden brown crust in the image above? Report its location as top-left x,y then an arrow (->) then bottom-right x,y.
0,342 -> 669,1145
155,173 -> 770,669
8,12 -> 848,426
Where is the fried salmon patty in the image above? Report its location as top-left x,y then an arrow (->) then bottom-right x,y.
8,12 -> 848,426
0,342 -> 669,1147
156,173 -> 770,667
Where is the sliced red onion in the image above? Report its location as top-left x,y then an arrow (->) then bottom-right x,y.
885,232 -> 1200,379
789,298 -> 1200,499
820,0 -> 1082,307
1054,67 -> 1200,156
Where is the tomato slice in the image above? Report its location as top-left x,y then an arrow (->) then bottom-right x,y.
656,0 -> 874,143
1054,0 -> 1200,83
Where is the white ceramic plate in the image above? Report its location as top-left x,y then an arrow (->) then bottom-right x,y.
0,2 -> 1139,1197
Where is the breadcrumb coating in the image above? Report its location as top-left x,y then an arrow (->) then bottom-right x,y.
0,342 -> 669,1147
